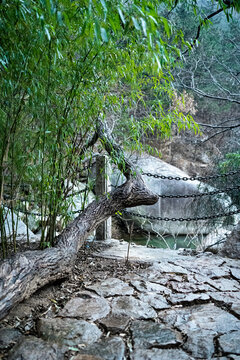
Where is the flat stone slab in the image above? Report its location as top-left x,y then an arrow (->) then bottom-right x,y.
131,320 -> 181,349
159,303 -> 240,358
146,261 -> 189,275
85,277 -> 134,297
99,314 -> 130,333
72,355 -> 103,360
207,278 -> 240,291
218,330 -> 240,354
210,291 -> 240,306
111,296 -> 157,319
8,336 -> 65,360
38,318 -> 102,347
130,279 -> 171,295
172,257 -> 230,278
93,239 -> 181,262
169,279 -> 213,293
72,355 -> 102,360
59,293 -> 110,321
231,268 -> 240,280
232,303 -> 240,317
138,292 -> 170,310
169,292 -> 210,305
0,327 -> 23,350
77,336 -> 125,360
132,348 -> 194,360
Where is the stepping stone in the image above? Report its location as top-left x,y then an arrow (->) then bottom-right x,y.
146,262 -> 188,276
85,278 -> 134,297
132,348 -> 194,360
169,292 -> 210,305
99,314 -> 130,333
59,293 -> 110,321
159,303 -> 240,359
131,320 -> 182,349
138,292 -> 170,310
72,356 -> 102,360
111,296 -> 157,319
218,330 -> 240,354
207,278 -> 240,291
38,318 -> 102,347
77,336 -> 125,360
169,280 -> 213,293
231,268 -> 240,280
0,327 -> 23,350
130,279 -> 171,295
8,336 -> 65,360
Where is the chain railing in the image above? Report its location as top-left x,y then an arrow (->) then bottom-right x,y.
142,169 -> 240,182
122,208 -> 240,222
157,185 -> 240,199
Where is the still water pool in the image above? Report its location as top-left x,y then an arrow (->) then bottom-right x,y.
123,233 -> 201,250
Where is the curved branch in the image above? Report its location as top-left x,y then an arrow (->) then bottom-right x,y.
0,120 -> 158,320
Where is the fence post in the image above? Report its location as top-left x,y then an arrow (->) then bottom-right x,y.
95,155 -> 112,240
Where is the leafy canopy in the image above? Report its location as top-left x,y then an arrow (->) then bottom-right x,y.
0,0 -> 238,249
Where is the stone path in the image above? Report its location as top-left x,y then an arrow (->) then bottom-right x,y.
1,239 -> 240,360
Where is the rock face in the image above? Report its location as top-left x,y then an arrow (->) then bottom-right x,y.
66,181 -> 95,220
220,222 -> 240,259
1,208 -> 39,242
111,154 -> 236,235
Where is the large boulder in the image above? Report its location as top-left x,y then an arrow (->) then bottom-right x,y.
1,208 -> 39,242
220,222 -> 240,259
65,181 -> 95,220
111,154 -> 237,235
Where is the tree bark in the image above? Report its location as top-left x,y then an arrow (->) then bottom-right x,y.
0,120 -> 158,319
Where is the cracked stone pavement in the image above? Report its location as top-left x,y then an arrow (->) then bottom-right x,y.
1,239 -> 240,360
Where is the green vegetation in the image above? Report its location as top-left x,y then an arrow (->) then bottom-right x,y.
0,0 -> 239,257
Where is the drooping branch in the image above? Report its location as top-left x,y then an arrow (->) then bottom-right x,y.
0,119 -> 158,320
192,7 -> 225,47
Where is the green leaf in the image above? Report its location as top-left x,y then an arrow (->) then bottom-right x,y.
100,27 -> 108,42
154,53 -> 161,70
45,0 -> 51,15
132,17 -> 140,30
94,19 -> 101,42
148,15 -> 158,25
161,17 -> 171,38
100,0 -> 107,13
118,8 -> 125,25
44,26 -> 51,41
140,18 -> 147,36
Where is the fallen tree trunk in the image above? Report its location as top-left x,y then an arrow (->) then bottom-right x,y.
0,120 -> 158,319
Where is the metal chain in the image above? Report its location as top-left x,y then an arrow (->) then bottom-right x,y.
158,185 -> 240,199
9,208 -> 84,217
3,187 -> 89,203
122,209 -> 240,222
142,169 -> 240,182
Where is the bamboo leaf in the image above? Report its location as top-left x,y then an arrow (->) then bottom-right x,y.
132,17 -> 140,30
118,8 -> 125,25
140,18 -> 147,36
100,27 -> 108,42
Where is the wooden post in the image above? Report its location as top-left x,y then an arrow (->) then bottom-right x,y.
95,155 -> 112,240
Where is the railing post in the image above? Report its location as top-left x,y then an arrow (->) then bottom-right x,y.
95,155 -> 112,240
